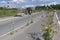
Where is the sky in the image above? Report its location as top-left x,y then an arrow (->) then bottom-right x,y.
0,0 -> 60,8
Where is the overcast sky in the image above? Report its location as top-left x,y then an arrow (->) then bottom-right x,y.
0,0 -> 60,8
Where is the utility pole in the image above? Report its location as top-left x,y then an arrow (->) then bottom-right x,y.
7,1 -> 9,9
3,2 -> 6,16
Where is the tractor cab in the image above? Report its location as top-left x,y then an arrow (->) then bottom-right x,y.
25,7 -> 32,15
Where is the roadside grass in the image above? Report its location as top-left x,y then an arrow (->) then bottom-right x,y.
0,9 -> 20,17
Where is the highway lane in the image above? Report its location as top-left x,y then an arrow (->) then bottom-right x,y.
12,19 -> 42,40
56,11 -> 60,25
11,11 -> 48,40
2,12 -> 48,40
0,11 -> 44,36
0,17 -> 29,36
56,11 -> 60,21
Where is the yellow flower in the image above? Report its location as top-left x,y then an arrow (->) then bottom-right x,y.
53,29 -> 57,33
53,10 -> 56,12
45,26 -> 48,29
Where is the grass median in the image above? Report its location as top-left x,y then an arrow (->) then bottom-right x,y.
0,9 -> 20,17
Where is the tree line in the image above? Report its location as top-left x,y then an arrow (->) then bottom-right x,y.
35,4 -> 60,11
0,7 -> 18,10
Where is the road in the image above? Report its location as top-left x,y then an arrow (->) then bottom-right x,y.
0,11 -> 44,36
1,11 -> 49,40
12,16 -> 44,40
56,11 -> 60,25
1,11 -> 59,40
11,11 -> 48,40
9,11 -> 60,40
56,11 -> 60,21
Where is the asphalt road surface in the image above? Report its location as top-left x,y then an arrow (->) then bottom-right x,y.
56,11 -> 60,21
0,11 -> 44,36
6,11 -> 48,40
12,17 -> 43,40
1,11 -> 60,40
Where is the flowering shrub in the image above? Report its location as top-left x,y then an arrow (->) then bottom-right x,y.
40,10 -> 57,40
